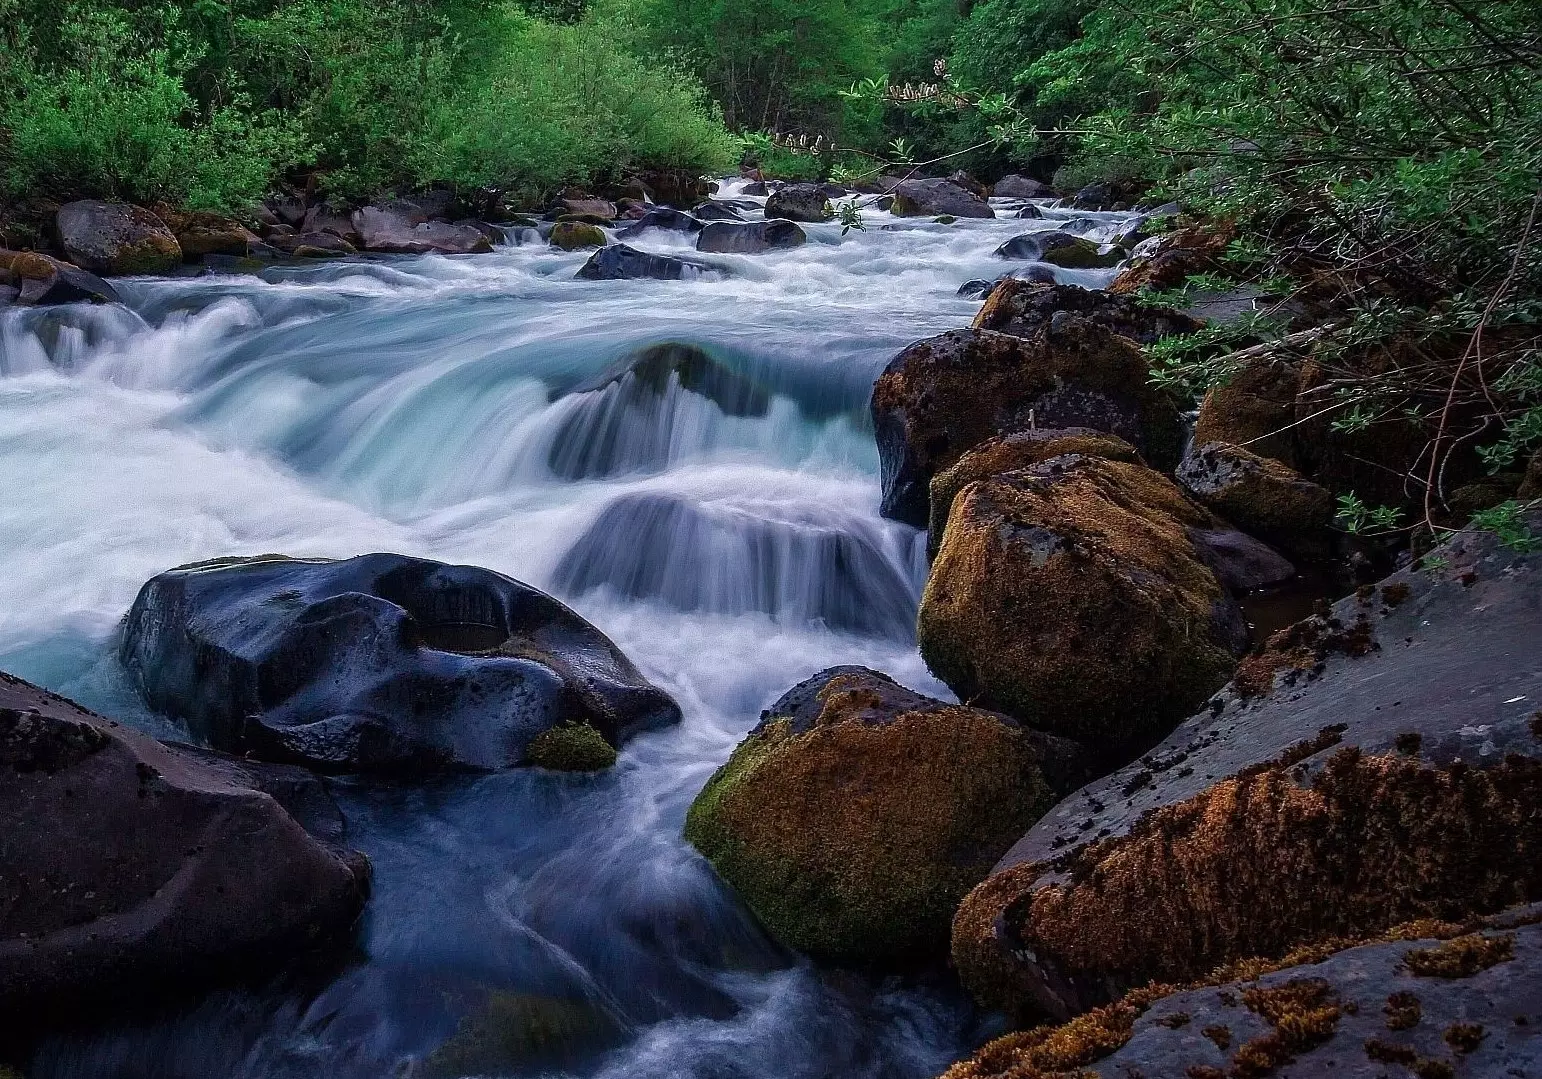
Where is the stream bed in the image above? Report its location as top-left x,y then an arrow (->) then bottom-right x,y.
0,183 -> 1135,1079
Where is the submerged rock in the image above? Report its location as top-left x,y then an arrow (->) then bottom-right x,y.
552,492 -> 919,638
951,516 -> 1542,1021
0,671 -> 369,1027
973,279 -> 1200,344
890,179 -> 995,219
684,667 -> 1089,964
119,553 -> 680,773
574,243 -> 725,281
994,230 -> 1121,268
695,219 -> 807,254
56,200 -> 182,276
920,454 -> 1264,749
871,320 -> 1186,526
419,991 -> 626,1078
764,184 -> 832,223
946,907 -> 1542,1079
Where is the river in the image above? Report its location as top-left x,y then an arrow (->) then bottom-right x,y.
0,182 -> 1133,1079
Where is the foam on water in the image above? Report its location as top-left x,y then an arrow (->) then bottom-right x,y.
0,187 -> 1134,1078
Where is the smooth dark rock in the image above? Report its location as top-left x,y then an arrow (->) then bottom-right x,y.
764,184 -> 832,223
695,219 -> 807,254
574,243 -> 725,281
993,174 -> 1053,199
1013,204 -> 1044,219
1071,182 -> 1118,210
0,671 -> 369,1028
890,178 -> 995,219
691,201 -> 748,222
994,230 -> 1120,267
15,256 -> 121,305
615,208 -> 704,238
957,279 -> 996,299
118,553 -> 681,773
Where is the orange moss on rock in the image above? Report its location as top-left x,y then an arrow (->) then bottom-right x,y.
956,748 -> 1542,1013
927,430 -> 1140,555
1192,359 -> 1304,472
1175,442 -> 1335,560
919,455 -> 1242,745
684,669 -> 1076,964
1403,934 -> 1515,979
972,279 -> 1201,344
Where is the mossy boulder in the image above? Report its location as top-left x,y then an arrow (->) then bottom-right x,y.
951,513 -> 1542,1022
920,454 -> 1273,749
945,907 -> 1542,1079
549,221 -> 608,251
1107,224 -> 1231,295
523,723 -> 618,772
973,279 -> 1200,345
996,231 -> 1122,269
420,992 -> 624,1078
870,319 -> 1186,526
173,214 -> 260,259
1176,440 -> 1336,560
684,666 -> 1088,965
4,251 -> 120,306
890,178 -> 995,219
926,428 -> 1140,556
56,200 -> 182,276
1192,354 -> 1305,470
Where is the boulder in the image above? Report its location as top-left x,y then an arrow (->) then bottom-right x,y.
920,454 -> 1274,749
695,219 -> 807,254
684,666 -> 1090,964
926,429 -> 1140,555
947,171 -> 989,198
352,204 -> 493,255
299,206 -> 362,245
615,208 -> 704,238
1070,182 -> 1119,210
945,906 -> 1542,1079
559,198 -> 616,221
690,201 -> 748,222
951,516 -> 1542,1021
56,200 -> 181,276
1192,354 -> 1305,469
174,215 -> 259,259
993,174 -> 1054,199
269,231 -> 357,255
1013,204 -> 1044,219
6,251 -> 120,306
740,181 -> 769,197
891,178 -> 995,219
973,279 -> 1201,344
1177,441 -> 1337,560
995,230 -> 1122,268
549,221 -> 608,251
1108,225 -> 1230,295
871,320 -> 1186,526
118,553 -> 681,774
638,168 -> 709,209
0,671 -> 369,1027
764,184 -> 833,223
574,243 -> 725,282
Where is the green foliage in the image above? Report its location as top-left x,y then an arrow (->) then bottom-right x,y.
1469,500 -> 1541,552
1336,493 -> 1406,535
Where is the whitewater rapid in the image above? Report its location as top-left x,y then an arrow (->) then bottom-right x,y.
0,182 -> 1133,1078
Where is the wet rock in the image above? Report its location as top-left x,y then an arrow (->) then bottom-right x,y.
871,320 -> 1186,526
995,230 -> 1121,268
920,454 -> 1259,749
690,201 -> 748,223
352,204 -> 493,255
0,671 -> 369,1027
891,178 -> 995,219
270,231 -> 357,255
6,251 -> 120,306
638,168 -> 709,209
951,516 -> 1542,1021
926,429 -> 1140,555
552,492 -> 918,638
945,908 -> 1542,1079
957,279 -> 996,299
1013,204 -> 1044,219
993,174 -> 1054,199
615,207 -> 704,238
118,553 -> 681,774
1178,441 -> 1336,560
947,171 -> 989,198
1070,182 -> 1120,210
549,221 -> 608,251
419,992 -> 626,1078
973,279 -> 1201,344
574,243 -> 725,281
695,219 -> 807,254
265,196 -> 307,227
172,214 -> 260,259
740,181 -> 769,197
1108,225 -> 1230,295
684,666 -> 1090,964
56,200 -> 182,275
764,183 -> 833,223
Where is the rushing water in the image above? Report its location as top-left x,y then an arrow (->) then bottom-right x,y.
0,182 -> 1135,1079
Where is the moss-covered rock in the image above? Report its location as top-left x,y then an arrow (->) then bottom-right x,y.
1107,224 -> 1231,295
549,221 -> 608,250
973,279 -> 1200,344
1176,440 -> 1336,560
1191,355 -> 1304,470
683,666 -> 1087,966
56,200 -> 182,276
950,515 -> 1542,1023
524,722 -> 618,772
919,454 -> 1252,748
870,318 -> 1186,525
927,429 -> 1140,556
420,992 -> 624,1078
